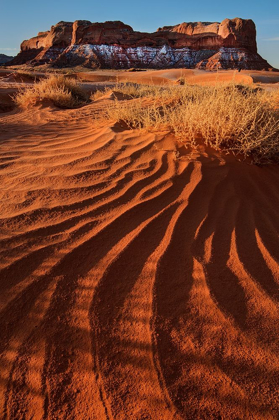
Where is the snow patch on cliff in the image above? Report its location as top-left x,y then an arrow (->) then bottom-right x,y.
197,47 -> 270,69
62,44 -> 216,68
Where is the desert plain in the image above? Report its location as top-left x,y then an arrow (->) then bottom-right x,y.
0,67 -> 279,419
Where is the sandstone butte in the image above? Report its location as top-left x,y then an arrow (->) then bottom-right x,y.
9,18 -> 275,70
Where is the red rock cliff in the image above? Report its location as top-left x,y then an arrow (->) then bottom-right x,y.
9,18 -> 272,70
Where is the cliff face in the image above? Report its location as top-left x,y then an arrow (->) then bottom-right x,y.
10,18 -> 273,70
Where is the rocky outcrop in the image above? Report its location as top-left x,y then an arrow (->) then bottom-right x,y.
196,47 -> 270,70
20,21 -> 73,51
9,18 -> 274,70
157,18 -> 257,52
11,21 -> 72,65
0,54 -> 14,64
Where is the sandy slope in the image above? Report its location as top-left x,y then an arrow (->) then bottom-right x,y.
76,68 -> 279,91
77,68 -> 254,86
0,100 -> 279,420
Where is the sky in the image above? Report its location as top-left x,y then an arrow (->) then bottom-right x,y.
1,0 -> 279,68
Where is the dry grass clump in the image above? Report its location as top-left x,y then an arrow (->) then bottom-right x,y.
90,84 -> 162,102
90,88 -> 111,101
264,89 -> 279,109
14,75 -> 88,108
106,83 -> 279,164
176,76 -> 187,85
109,82 -> 180,99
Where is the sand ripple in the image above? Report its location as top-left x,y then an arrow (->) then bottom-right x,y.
0,104 -> 279,419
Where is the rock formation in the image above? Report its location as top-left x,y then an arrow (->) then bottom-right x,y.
0,54 -> 14,64
10,18 -> 273,70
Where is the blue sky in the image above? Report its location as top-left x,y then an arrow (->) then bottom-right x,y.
1,0 -> 278,68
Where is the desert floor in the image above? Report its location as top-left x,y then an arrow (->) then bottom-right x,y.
0,69 -> 279,419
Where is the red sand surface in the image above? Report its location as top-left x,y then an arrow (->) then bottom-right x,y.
0,77 -> 279,419
77,68 -> 255,86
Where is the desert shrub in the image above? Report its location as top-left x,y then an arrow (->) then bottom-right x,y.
263,89 -> 279,109
90,88 -> 111,101
108,99 -> 169,130
176,76 -> 186,85
110,82 -> 170,99
126,68 -> 146,72
106,83 -> 279,163
14,75 -> 89,108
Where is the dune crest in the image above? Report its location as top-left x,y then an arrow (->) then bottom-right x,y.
0,103 -> 279,419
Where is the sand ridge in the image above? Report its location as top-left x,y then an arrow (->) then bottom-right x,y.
0,99 -> 279,419
76,68 -> 254,86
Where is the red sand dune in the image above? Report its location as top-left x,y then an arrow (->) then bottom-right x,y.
0,93 -> 279,419
77,68 -> 255,86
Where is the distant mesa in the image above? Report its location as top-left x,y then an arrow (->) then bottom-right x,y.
0,54 -> 14,65
9,18 -> 274,70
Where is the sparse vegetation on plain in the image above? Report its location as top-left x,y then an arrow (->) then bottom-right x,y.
14,75 -> 89,108
106,82 -> 279,163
